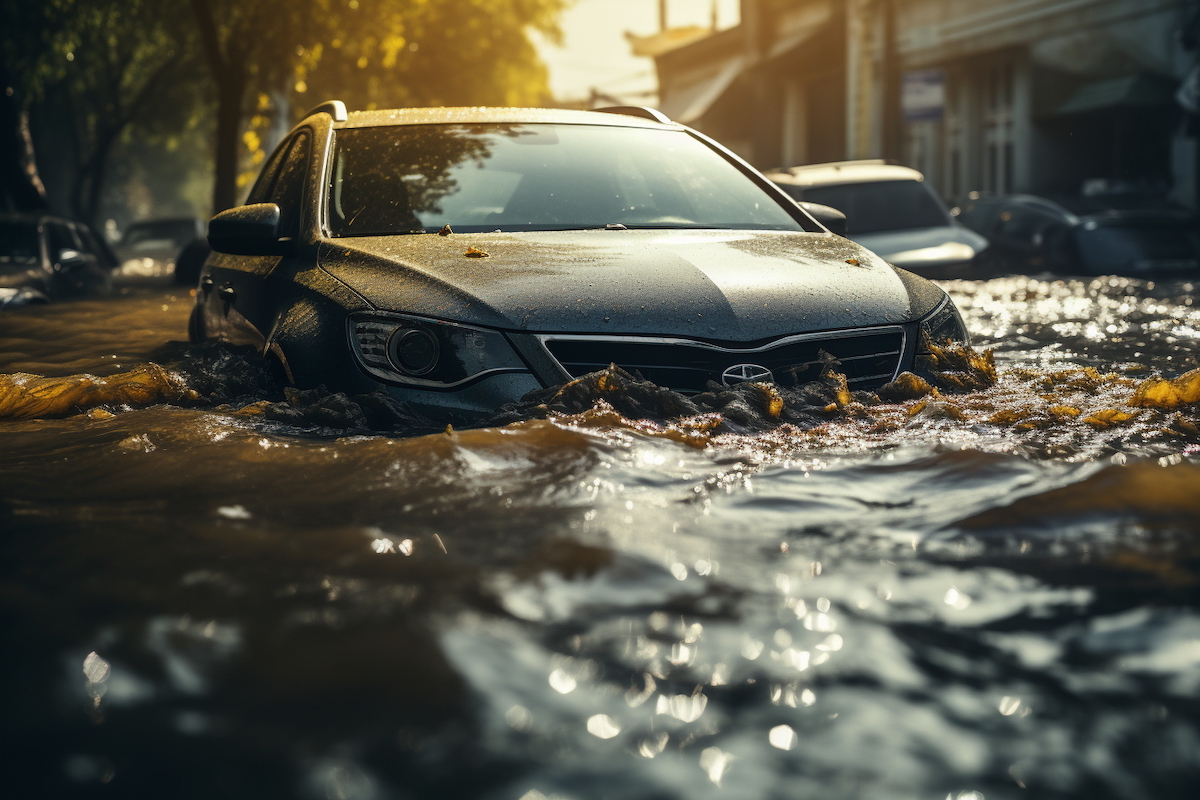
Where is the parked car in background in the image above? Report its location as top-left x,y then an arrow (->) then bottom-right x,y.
954,194 -> 1200,277
192,102 -> 970,421
115,217 -> 204,279
765,160 -> 989,279
0,213 -> 114,310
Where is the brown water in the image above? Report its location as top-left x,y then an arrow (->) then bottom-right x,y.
1,277 -> 1199,799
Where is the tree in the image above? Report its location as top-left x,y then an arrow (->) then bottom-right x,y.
191,0 -> 568,213
189,0 -> 327,213
1,0 -> 194,225
0,1 -> 57,212
50,0 -> 192,225
0,60 -> 49,212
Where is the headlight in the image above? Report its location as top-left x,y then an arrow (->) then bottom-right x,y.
917,296 -> 969,353
350,312 -> 527,389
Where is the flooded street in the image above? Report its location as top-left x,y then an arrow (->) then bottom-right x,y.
2,277 -> 1200,799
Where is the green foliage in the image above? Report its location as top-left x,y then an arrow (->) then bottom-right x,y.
2,0 -> 572,219
296,0 -> 568,113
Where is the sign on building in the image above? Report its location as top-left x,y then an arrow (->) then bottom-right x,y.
903,69 -> 945,122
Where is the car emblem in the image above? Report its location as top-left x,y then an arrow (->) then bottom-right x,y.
721,363 -> 774,386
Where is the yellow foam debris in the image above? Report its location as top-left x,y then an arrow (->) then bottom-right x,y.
0,364 -> 194,419
1129,367 -> 1200,409
1082,409 -> 1138,428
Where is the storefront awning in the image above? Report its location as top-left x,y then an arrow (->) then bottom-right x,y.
658,57 -> 746,124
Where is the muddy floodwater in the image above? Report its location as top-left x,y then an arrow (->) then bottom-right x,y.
2,276 -> 1199,799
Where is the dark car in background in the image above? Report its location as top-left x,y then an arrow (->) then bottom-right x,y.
955,194 -> 1200,277
115,217 -> 204,280
765,161 -> 989,279
0,213 -> 114,310
193,103 -> 970,421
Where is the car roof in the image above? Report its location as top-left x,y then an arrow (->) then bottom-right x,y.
765,160 -> 925,188
0,212 -> 78,227
331,106 -> 683,131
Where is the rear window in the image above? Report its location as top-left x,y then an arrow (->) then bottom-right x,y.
790,180 -> 951,235
121,220 -> 199,248
327,123 -> 804,235
0,220 -> 41,270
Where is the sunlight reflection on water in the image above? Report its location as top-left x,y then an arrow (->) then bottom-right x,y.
0,277 -> 1198,797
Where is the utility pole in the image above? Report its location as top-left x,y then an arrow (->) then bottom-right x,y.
659,0 -> 667,32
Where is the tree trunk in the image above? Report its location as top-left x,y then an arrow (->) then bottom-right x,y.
0,61 -> 49,213
191,0 -> 250,214
211,67 -> 246,212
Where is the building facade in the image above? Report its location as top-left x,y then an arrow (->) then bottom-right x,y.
644,0 -> 1199,206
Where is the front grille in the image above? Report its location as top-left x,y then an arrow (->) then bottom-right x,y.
542,330 -> 905,393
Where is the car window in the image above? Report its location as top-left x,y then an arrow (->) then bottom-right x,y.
994,207 -> 1059,249
121,220 -> 199,248
246,138 -> 294,205
0,220 -> 42,271
269,132 -> 311,239
46,221 -> 76,259
795,180 -> 950,235
75,224 -> 114,267
955,200 -> 1002,234
327,123 -> 805,235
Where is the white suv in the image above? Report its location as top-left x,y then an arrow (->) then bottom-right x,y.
765,160 -> 989,279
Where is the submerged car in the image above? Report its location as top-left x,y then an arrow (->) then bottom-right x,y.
955,194 -> 1200,277
765,161 -> 989,279
115,217 -> 205,279
192,103 -> 969,420
1,213 -> 114,309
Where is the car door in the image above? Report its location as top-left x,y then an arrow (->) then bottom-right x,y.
44,219 -> 95,297
203,130 -> 311,349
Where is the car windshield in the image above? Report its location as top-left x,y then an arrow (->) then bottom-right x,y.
789,179 -> 951,235
121,220 -> 197,248
1076,222 -> 1200,272
0,220 -> 41,270
327,123 -> 804,235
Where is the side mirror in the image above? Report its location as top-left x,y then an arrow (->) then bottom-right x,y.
799,202 -> 848,237
207,203 -> 295,256
55,249 -> 93,272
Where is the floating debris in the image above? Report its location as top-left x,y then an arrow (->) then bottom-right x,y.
465,247 -> 489,258
1130,367 -> 1200,409
0,364 -> 194,419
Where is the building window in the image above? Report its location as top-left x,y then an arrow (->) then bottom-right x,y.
982,61 -> 1014,194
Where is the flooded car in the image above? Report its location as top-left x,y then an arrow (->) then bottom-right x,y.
194,103 -> 969,421
115,217 -> 204,280
0,212 -> 113,308
766,161 -> 990,279
955,193 -> 1200,277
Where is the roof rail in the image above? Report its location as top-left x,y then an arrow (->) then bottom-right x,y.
594,106 -> 672,124
303,100 -> 348,122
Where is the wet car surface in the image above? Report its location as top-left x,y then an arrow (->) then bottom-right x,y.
1,271 -> 1199,798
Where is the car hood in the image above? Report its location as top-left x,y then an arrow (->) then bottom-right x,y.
319,229 -> 941,342
852,225 -> 988,268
